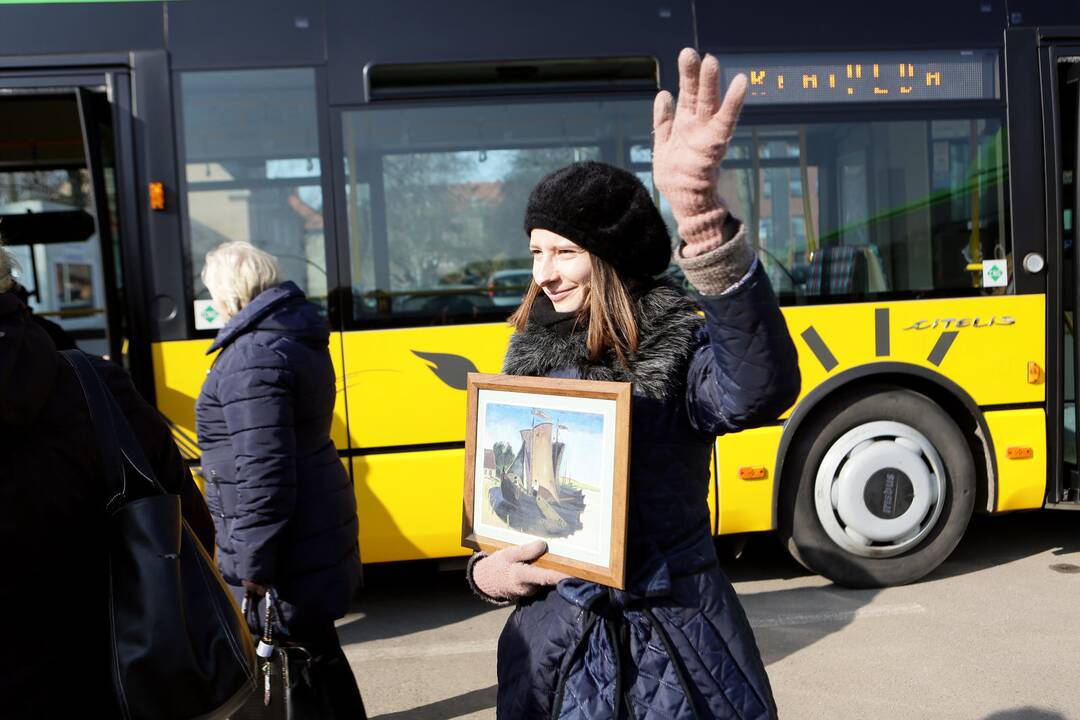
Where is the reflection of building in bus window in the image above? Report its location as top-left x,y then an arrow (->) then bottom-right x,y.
185,183 -> 328,308
54,261 -> 94,308
631,171 -> 679,248
286,188 -> 328,303
179,68 -> 329,311
791,217 -> 806,244
758,218 -> 772,243
716,116 -> 1008,302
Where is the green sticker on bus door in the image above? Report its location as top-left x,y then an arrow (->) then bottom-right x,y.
194,300 -> 224,331
982,259 -> 1007,288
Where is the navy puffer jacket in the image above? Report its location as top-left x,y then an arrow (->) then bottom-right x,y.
496,263 -> 799,719
196,281 -> 360,622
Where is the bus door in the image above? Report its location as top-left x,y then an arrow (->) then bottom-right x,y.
0,71 -> 133,364
1051,44 -> 1080,506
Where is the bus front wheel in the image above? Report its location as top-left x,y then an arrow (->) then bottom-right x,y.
778,388 -> 976,588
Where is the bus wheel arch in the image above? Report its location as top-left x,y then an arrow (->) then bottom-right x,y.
772,364 -> 994,587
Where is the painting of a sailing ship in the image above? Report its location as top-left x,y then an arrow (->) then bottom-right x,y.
465,375 -> 630,585
480,403 -> 602,539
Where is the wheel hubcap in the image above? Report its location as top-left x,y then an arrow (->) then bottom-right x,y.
814,421 -> 947,558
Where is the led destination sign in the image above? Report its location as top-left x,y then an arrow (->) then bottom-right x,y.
719,50 -> 998,105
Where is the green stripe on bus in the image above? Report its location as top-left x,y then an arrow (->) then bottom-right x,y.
0,1 -> 166,4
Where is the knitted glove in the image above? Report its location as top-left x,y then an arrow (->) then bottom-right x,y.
653,49 -> 754,290
468,540 -> 569,604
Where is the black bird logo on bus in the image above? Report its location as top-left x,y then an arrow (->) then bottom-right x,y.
412,350 -> 478,390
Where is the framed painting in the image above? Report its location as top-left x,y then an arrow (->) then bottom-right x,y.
462,373 -> 632,589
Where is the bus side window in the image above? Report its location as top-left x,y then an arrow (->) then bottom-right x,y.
340,100 -> 652,328
718,117 -> 1008,305
178,68 -> 330,317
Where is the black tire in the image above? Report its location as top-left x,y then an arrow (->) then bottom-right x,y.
778,387 -> 976,588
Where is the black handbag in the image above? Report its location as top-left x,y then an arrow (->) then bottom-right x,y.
231,588 -> 334,720
62,350 -> 257,720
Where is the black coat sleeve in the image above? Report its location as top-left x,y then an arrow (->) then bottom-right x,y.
92,357 -> 216,553
685,262 -> 801,436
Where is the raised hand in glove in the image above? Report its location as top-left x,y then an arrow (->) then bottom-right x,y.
652,48 -> 749,257
469,539 -> 569,603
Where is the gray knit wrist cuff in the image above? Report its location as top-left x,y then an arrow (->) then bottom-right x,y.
676,224 -> 755,295
466,552 -> 511,606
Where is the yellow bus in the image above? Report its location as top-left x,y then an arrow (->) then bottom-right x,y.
2,1 -> 1077,587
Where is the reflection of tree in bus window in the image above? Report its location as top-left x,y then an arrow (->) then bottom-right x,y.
340,99 -> 651,323
381,147 -> 599,309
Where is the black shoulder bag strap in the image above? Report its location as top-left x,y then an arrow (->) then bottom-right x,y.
61,350 -> 164,510
62,349 -> 128,511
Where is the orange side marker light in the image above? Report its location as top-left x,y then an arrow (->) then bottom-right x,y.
738,466 -> 768,480
149,182 -> 165,211
1027,361 -> 1043,385
1007,447 -> 1033,460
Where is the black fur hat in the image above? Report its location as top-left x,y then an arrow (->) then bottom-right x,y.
523,161 -> 672,279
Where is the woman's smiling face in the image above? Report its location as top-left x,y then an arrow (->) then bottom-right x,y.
529,228 -> 593,312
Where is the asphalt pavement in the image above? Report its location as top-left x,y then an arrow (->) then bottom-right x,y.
337,510 -> 1080,719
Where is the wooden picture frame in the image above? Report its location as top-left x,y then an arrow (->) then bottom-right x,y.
462,373 -> 632,589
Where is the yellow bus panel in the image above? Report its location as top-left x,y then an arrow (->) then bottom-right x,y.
339,323 -> 512,449
352,451 -> 471,563
151,334 -> 350,451
984,408 -> 1047,512
780,294 -> 1045,411
707,449 -> 718,535
153,292 -> 1049,561
716,426 -> 783,534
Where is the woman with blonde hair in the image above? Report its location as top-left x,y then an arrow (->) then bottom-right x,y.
196,240 -> 365,718
466,50 -> 800,718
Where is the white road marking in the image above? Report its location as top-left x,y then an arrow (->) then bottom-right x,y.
347,638 -> 497,661
749,602 -> 927,628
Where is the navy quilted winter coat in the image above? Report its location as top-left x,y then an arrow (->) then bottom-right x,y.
196,281 -> 360,622
497,263 -> 799,719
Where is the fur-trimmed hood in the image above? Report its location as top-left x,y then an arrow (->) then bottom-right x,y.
502,281 -> 703,399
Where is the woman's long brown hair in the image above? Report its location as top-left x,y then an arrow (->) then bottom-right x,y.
508,253 -> 639,366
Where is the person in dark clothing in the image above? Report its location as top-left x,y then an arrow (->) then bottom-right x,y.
0,248 -> 215,719
466,50 -> 800,718
10,281 -> 77,350
195,240 -> 365,718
